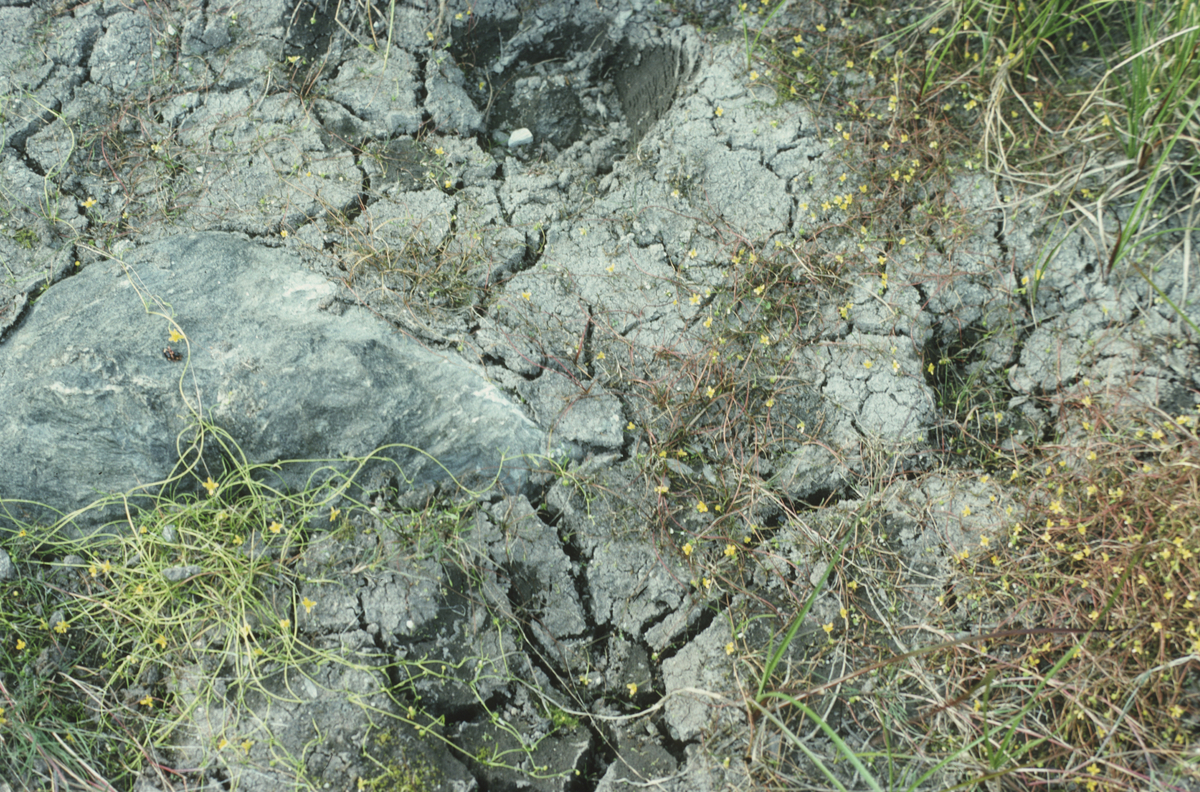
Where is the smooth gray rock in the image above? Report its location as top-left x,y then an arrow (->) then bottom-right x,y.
0,232 -> 545,531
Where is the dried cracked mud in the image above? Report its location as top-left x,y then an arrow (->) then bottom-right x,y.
0,0 -> 1197,791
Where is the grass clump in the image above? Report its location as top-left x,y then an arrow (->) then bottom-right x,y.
0,418 -> 484,790
0,424 -> 323,787
356,755 -> 440,792
946,404 -> 1200,787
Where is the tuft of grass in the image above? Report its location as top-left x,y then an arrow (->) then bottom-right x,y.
0,415 -> 500,789
948,403 -> 1200,787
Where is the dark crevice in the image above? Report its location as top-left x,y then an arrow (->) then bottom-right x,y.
994,216 -> 1010,260
651,603 -> 717,665
537,503 -> 562,529
575,723 -> 618,791
653,716 -> 690,763
556,524 -> 592,626
211,768 -> 233,791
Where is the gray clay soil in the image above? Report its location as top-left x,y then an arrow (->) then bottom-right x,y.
0,0 -> 1197,791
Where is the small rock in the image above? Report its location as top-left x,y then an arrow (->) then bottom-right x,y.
508,128 -> 533,148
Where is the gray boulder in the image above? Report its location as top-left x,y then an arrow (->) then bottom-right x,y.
0,232 -> 545,531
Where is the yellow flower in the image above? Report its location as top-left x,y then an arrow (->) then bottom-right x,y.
682,542 -> 693,556
280,619 -> 291,630
268,521 -> 283,534
822,622 -> 834,634
816,24 -> 826,32
690,293 -> 701,305
280,229 -> 288,238
16,638 -> 26,651
725,642 -> 736,655
203,477 -> 219,496
82,197 -> 97,208
217,737 -> 229,750
435,147 -> 444,155
654,484 -> 668,495
627,683 -> 638,697
714,107 -> 724,117
54,620 -> 69,634
706,386 -> 716,398
169,329 -> 183,343
696,501 -> 709,513
242,739 -> 254,753
329,506 -> 340,522
724,543 -> 737,558
863,359 -> 873,369
302,596 -> 316,614
140,695 -> 154,707
962,506 -> 971,516
155,634 -> 167,649
596,351 -> 606,360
